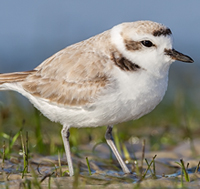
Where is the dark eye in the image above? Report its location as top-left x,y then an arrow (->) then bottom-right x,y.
141,40 -> 153,47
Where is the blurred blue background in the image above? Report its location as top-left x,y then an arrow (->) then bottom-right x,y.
0,1 -> 199,103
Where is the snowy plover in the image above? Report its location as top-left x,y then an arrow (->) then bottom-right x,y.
0,21 -> 193,176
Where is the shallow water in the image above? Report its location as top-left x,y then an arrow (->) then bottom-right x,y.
0,138 -> 200,188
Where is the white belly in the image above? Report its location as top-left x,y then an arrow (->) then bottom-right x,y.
80,68 -> 169,127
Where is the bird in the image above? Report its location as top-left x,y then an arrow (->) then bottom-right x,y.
0,21 -> 193,176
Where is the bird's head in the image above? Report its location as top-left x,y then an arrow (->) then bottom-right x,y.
111,21 -> 193,77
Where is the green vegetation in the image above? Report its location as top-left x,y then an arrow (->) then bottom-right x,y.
86,157 -> 92,175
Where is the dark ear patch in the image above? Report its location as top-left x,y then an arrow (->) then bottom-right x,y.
124,39 -> 141,51
153,28 -> 172,37
112,52 -> 140,71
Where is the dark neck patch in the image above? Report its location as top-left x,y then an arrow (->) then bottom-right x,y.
153,28 -> 172,37
112,53 -> 140,71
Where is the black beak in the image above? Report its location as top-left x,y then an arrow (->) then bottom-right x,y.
165,49 -> 194,63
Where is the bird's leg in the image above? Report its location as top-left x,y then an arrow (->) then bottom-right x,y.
105,125 -> 131,174
61,126 -> 74,176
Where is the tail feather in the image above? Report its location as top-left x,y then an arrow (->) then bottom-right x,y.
0,70 -> 36,85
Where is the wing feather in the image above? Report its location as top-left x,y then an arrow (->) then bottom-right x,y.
22,30 -> 115,106
0,71 -> 36,85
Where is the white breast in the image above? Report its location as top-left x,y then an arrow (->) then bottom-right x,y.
83,66 -> 169,127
